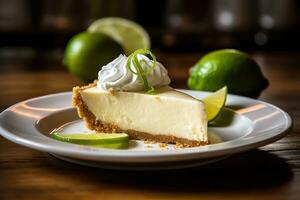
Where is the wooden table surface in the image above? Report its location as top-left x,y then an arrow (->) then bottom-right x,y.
0,52 -> 299,200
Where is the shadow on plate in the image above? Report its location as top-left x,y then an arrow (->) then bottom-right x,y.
209,108 -> 235,127
48,150 -> 293,192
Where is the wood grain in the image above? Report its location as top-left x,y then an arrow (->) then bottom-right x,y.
0,52 -> 299,200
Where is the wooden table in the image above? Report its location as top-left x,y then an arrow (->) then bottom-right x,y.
0,52 -> 299,200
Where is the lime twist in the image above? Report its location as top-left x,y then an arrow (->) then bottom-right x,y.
126,49 -> 157,94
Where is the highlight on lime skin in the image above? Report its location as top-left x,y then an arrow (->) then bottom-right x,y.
51,132 -> 129,149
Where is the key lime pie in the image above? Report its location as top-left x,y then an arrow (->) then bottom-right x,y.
72,49 -> 208,147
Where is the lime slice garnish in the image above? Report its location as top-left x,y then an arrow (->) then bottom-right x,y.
202,86 -> 227,122
87,17 -> 150,55
51,132 -> 129,149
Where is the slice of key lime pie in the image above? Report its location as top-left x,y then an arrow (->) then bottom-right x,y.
73,49 -> 208,147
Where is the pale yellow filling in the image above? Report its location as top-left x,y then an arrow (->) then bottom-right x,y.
80,86 -> 207,142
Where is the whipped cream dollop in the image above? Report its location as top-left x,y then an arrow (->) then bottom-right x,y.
97,54 -> 171,91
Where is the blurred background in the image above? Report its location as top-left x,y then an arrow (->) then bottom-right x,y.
0,0 -> 300,73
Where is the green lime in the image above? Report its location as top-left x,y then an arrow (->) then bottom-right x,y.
87,17 -> 150,55
202,86 -> 227,122
51,132 -> 129,149
63,31 -> 123,82
188,49 -> 269,98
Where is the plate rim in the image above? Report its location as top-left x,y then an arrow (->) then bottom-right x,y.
0,90 -> 293,162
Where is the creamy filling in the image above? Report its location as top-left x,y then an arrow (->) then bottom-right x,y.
80,87 -> 207,142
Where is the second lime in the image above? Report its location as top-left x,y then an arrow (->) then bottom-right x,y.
188,49 -> 269,98
63,32 -> 123,82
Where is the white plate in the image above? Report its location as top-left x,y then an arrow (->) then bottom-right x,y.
0,90 -> 292,170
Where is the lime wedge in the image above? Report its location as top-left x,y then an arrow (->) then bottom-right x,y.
51,132 -> 129,149
87,17 -> 150,55
202,86 -> 227,122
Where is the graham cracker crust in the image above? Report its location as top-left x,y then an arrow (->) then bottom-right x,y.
72,82 -> 208,147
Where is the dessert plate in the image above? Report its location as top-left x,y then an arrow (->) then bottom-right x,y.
0,90 -> 292,170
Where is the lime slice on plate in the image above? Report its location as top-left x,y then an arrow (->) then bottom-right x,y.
202,86 -> 227,122
87,17 -> 150,55
51,132 -> 129,149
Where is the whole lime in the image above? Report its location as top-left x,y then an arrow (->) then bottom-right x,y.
63,32 -> 123,82
188,49 -> 269,98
